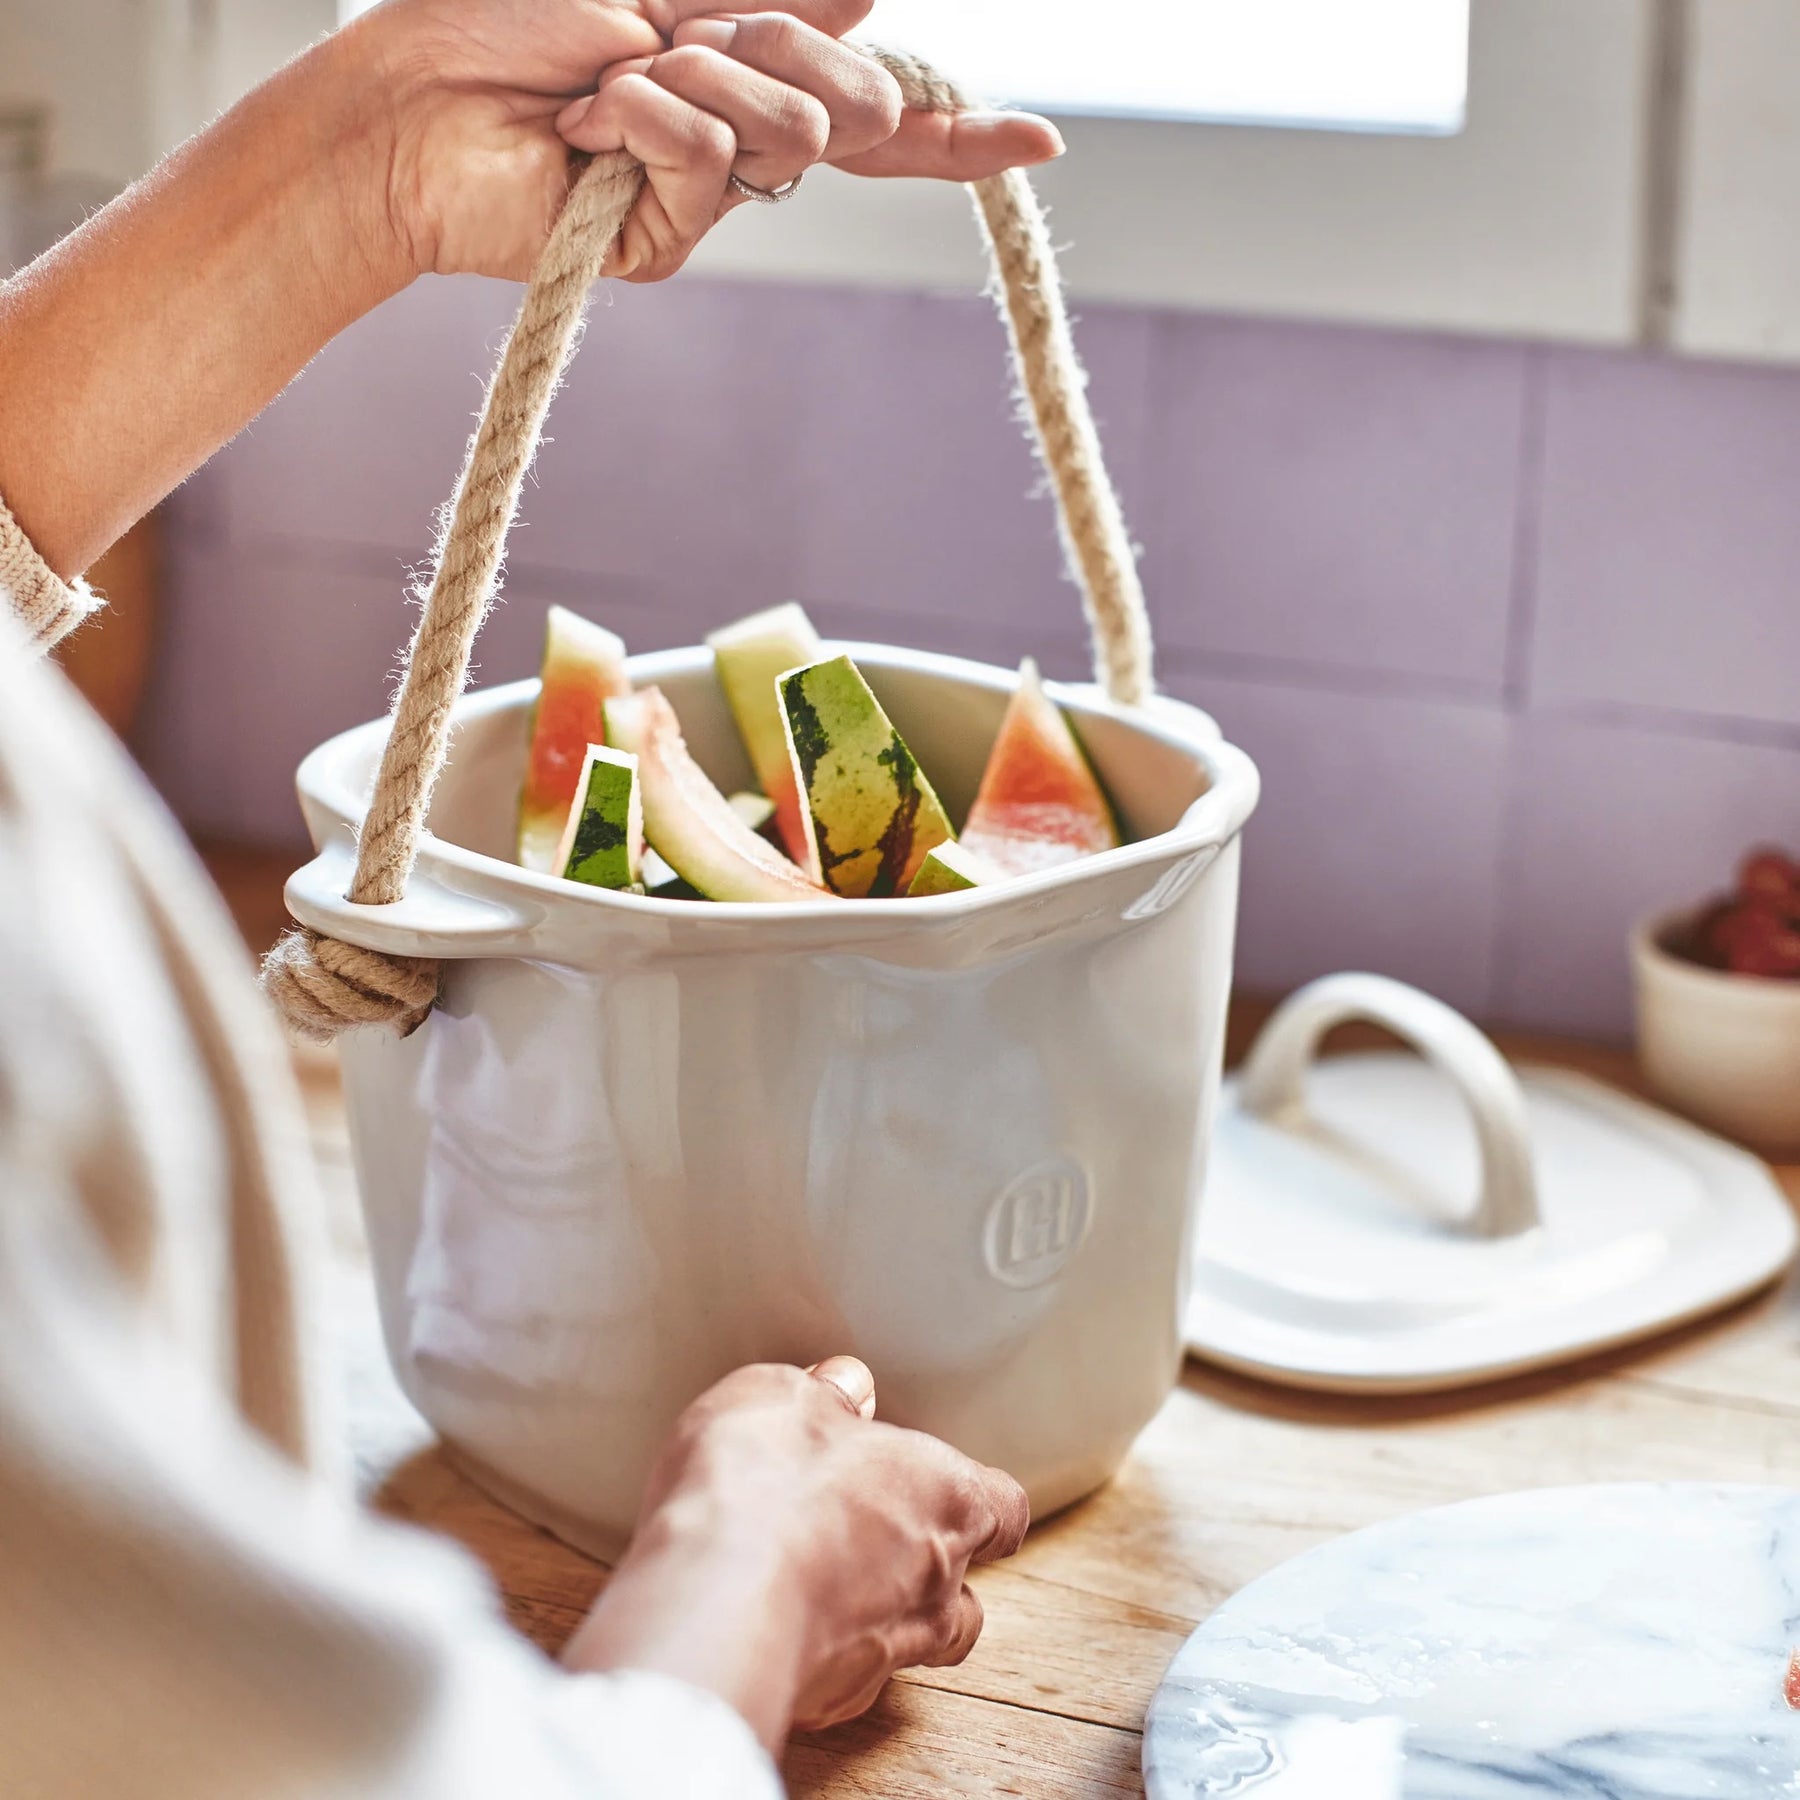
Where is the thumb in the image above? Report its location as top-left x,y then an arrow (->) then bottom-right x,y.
808,1355 -> 877,1419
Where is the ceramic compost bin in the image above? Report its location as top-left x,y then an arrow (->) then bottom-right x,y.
287,642 -> 1258,1559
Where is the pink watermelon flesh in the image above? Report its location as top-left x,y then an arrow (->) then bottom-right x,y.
960,660 -> 1121,876
517,607 -> 632,873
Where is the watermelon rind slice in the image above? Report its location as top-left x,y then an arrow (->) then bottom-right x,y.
907,840 -> 1000,897
708,602 -> 823,865
960,659 -> 1121,876
780,654 -> 956,898
726,791 -> 777,836
517,606 -> 632,873
605,688 -> 831,904
553,745 -> 644,891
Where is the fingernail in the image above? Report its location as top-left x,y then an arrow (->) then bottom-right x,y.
677,16 -> 737,51
557,94 -> 596,135
964,111 -> 1066,161
809,1354 -> 877,1418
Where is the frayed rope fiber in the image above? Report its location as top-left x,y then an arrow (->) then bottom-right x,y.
262,49 -> 1154,1045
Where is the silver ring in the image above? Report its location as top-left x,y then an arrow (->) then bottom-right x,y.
728,170 -> 805,205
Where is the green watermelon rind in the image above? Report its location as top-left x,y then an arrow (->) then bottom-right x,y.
517,606 -> 632,874
780,655 -> 956,899
906,840 -> 999,897
554,744 -> 643,891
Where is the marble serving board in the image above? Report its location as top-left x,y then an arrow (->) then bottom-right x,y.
1145,1483 -> 1800,1797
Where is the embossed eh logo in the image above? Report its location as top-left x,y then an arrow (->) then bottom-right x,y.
984,1159 -> 1093,1289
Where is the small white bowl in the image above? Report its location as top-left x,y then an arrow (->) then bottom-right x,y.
1633,907 -> 1800,1158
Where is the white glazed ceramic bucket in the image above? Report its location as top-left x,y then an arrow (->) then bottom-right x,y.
288,642 -> 1258,1558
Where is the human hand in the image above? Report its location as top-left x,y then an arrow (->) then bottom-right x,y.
339,0 -> 1064,284
561,1357 -> 1030,1748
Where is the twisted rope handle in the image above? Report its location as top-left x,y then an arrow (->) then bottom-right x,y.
875,49 -> 1153,708
263,53 -> 1154,1043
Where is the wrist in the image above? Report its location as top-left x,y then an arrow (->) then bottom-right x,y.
562,1492 -> 810,1755
280,17 -> 423,305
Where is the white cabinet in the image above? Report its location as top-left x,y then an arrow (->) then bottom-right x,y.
1673,0 -> 1800,362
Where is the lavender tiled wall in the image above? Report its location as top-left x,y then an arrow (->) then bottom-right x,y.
140,274 -> 1800,1038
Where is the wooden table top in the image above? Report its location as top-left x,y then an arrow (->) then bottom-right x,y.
296,1007 -> 1800,1798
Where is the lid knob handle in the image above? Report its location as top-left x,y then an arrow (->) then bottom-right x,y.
1238,973 -> 1541,1240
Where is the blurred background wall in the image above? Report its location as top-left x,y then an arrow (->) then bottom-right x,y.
8,0 -> 1800,1038
140,275 -> 1800,1037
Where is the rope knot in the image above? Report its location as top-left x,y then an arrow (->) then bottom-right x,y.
262,928 -> 440,1044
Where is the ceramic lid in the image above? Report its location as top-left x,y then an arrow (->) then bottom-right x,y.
1185,974 -> 1798,1393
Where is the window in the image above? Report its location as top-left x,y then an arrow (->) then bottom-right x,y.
873,0 -> 1469,135
334,0 -> 1660,348
342,0 -> 1468,135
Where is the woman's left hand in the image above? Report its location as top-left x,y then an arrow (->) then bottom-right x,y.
346,0 -> 1064,285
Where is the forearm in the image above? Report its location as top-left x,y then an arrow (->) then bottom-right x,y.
0,22 -> 409,577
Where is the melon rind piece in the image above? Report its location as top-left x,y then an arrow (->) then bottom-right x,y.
553,745 -> 643,890
907,840 -> 1000,897
604,688 -> 831,904
726,791 -> 777,836
639,846 -> 703,900
707,602 -> 823,864
518,607 -> 633,873
960,659 -> 1121,876
780,654 -> 955,898
641,846 -> 681,891
643,795 -> 775,898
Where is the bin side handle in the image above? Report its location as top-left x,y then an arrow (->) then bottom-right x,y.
283,838 -> 543,961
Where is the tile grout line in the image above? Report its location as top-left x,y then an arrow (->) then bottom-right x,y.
1157,643 -> 1501,711
170,526 -> 1800,751
1487,348 -> 1553,1022
1526,697 -> 1800,754
1500,346 -> 1551,713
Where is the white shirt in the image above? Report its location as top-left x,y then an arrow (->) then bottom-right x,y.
0,502 -> 784,1799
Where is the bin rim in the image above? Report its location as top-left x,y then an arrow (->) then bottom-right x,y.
288,640 -> 1260,952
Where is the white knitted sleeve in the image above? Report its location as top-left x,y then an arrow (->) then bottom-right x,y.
0,645 -> 786,1800
0,489 -> 102,653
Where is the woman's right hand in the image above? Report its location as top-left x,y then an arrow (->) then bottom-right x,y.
561,1357 -> 1030,1748
340,0 -> 1064,286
